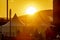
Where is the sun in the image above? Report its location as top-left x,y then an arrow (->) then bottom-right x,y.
25,6 -> 37,15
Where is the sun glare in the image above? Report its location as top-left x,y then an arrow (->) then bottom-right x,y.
25,6 -> 37,15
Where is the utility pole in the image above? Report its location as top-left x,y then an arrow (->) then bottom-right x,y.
7,0 -> 8,21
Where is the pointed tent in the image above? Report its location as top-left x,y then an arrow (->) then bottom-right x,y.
2,14 -> 25,37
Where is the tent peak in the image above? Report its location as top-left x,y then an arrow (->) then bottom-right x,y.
13,13 -> 18,19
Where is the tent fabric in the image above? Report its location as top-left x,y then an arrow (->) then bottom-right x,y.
2,14 -> 25,37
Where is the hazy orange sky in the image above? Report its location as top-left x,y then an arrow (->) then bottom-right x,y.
0,0 -> 53,17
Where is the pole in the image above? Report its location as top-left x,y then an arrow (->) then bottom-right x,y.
7,0 -> 8,21
9,9 -> 11,39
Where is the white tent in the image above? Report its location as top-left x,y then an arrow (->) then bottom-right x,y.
2,14 -> 25,37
